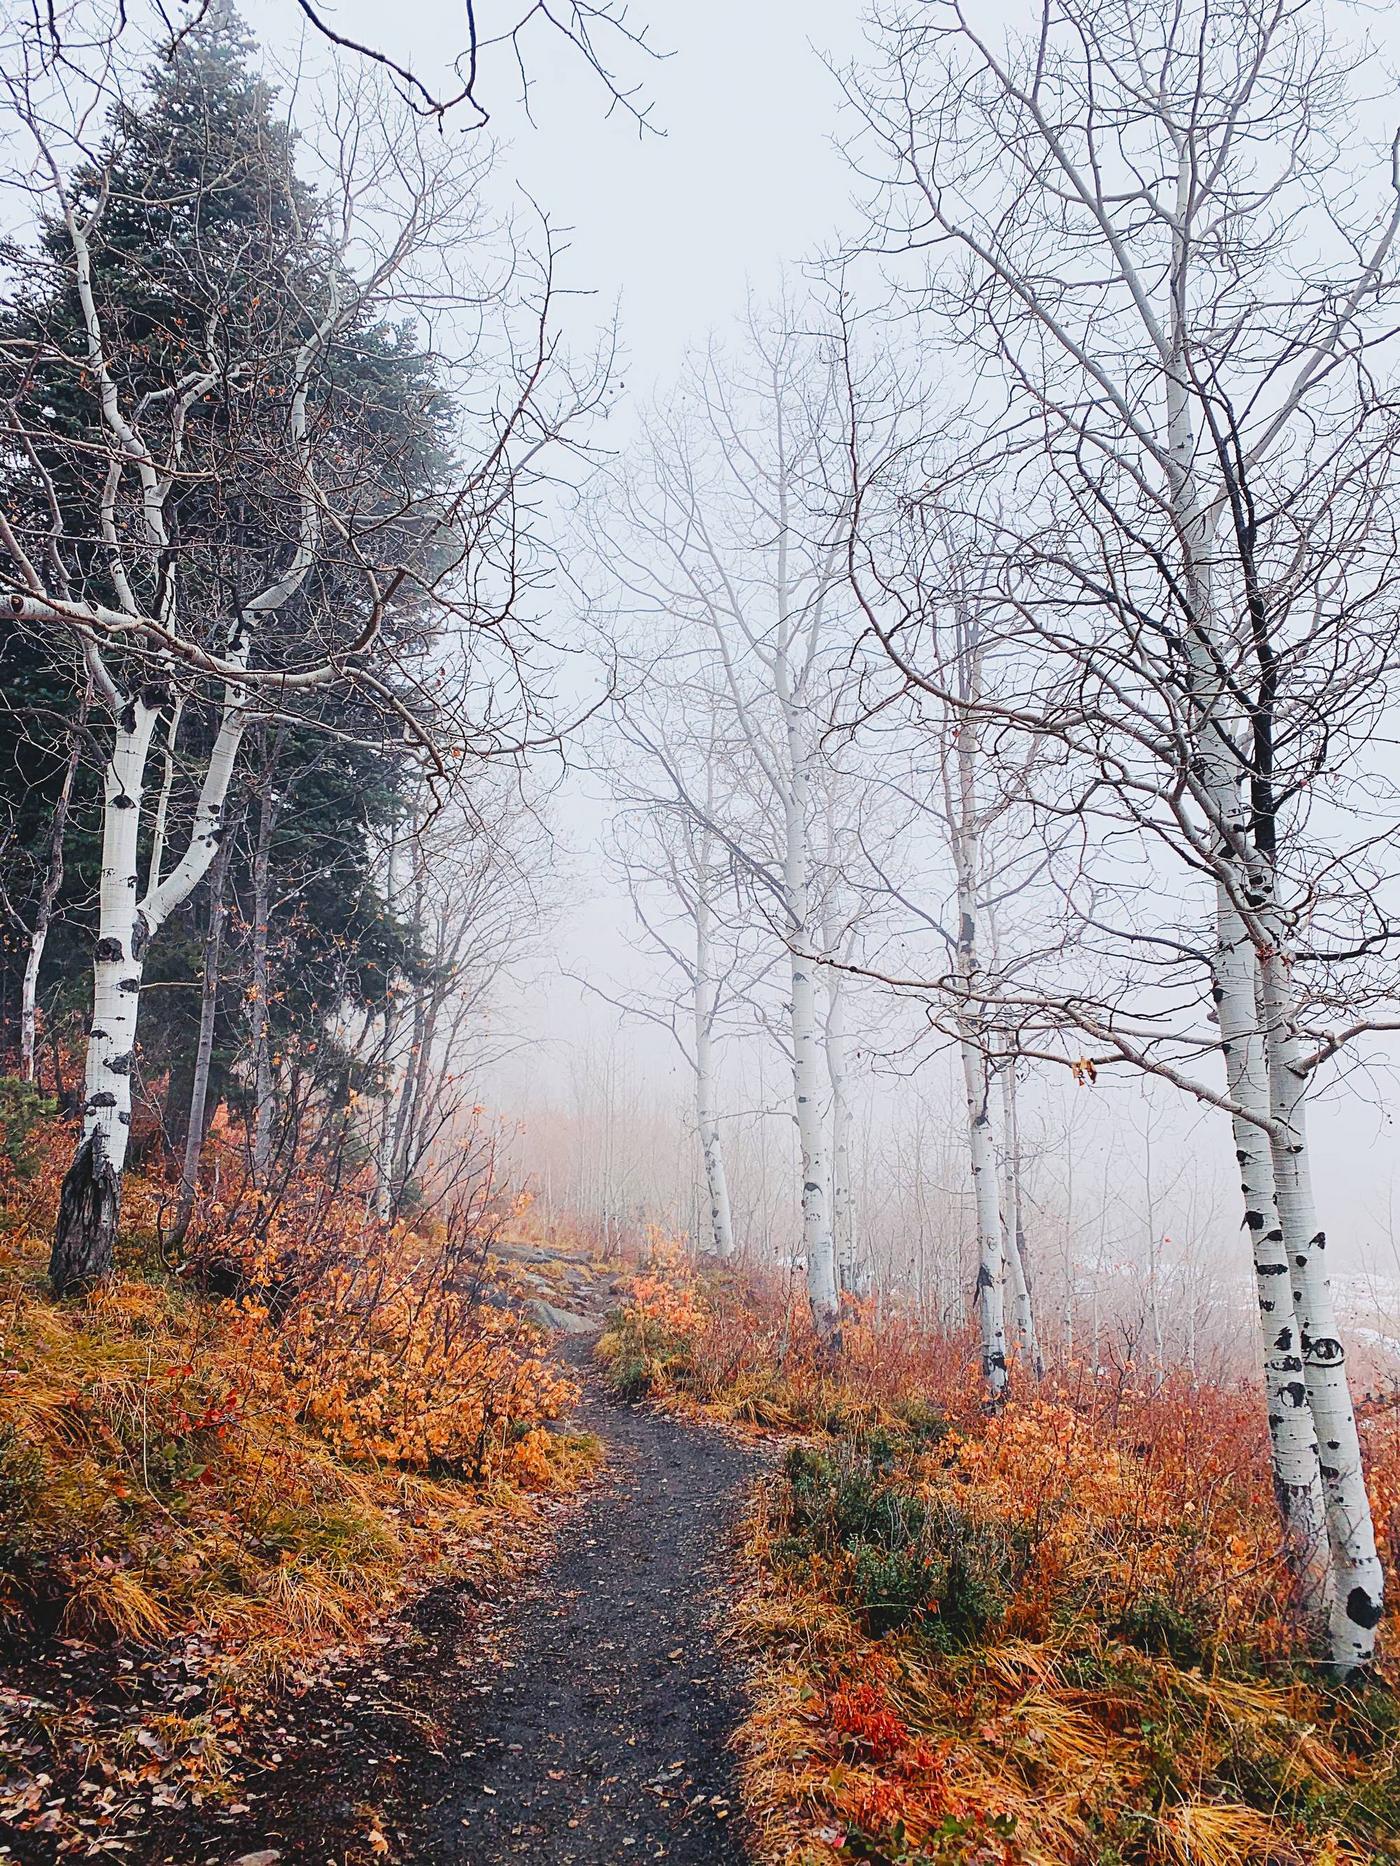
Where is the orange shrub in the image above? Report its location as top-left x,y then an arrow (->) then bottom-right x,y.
623,1254 -> 1400,1865
0,1100 -> 590,1689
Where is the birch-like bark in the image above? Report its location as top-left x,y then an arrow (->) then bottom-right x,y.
767,489 -> 839,1330
51,697 -> 162,1290
1260,946 -> 1383,1670
783,717 -> 839,1334
52,669 -> 249,1292
998,1049 -> 1043,1379
694,879 -> 736,1259
1207,900 -> 1333,1623
790,940 -> 838,1330
959,1022 -> 1006,1400
954,955 -> 1006,1395
944,628 -> 1006,1401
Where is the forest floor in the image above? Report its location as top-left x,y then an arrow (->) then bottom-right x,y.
112,1274 -> 761,1866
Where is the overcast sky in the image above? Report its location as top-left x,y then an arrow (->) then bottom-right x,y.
251,0 -> 865,388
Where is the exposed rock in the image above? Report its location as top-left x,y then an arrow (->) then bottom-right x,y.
493,1241 -> 554,1266
527,1299 -> 598,1335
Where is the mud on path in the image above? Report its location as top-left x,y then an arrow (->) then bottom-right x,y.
144,1333 -> 759,1866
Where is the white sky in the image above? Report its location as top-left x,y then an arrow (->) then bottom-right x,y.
252,0 -> 864,389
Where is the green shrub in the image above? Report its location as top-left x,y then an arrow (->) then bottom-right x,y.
851,1541 -> 937,1635
1112,1587 -> 1209,1667
778,1440 -> 1025,1645
0,1077 -> 57,1182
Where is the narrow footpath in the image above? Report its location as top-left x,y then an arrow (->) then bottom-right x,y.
145,1313 -> 758,1866
421,1339 -> 757,1863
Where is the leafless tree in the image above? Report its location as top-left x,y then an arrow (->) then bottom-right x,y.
584,718 -> 750,1260
362,777 -> 555,1221
582,301 -> 863,1337
841,0 -> 1400,1668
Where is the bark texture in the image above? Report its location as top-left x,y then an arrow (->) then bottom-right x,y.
694,890 -> 735,1259
1261,949 -> 1384,1671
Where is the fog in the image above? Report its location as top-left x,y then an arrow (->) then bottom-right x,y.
240,0 -> 1400,1358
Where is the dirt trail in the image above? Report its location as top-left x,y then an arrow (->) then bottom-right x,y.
421,1339 -> 758,1863
142,1309 -> 759,1866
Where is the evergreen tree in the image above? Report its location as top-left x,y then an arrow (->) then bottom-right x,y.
0,5 -> 458,1278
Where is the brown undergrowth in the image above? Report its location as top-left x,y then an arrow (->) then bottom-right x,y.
600,1245 -> 1400,1865
0,1089 -> 597,1853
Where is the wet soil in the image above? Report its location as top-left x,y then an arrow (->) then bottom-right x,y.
133,1339 -> 760,1866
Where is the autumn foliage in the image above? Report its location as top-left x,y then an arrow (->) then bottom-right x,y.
603,1247 -> 1400,1866
0,1092 -> 593,1845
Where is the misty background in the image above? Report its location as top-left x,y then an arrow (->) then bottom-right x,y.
238,0 -> 1400,1366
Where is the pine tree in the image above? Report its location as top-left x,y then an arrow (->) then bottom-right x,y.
0,6 -> 454,1282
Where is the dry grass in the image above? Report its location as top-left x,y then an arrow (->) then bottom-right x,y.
605,1248 -> 1400,1866
0,1102 -> 598,1828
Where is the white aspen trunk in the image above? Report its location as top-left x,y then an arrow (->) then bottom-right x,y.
20,933 -> 46,1085
1261,946 -> 1384,1672
998,1050 -> 1043,1379
945,640 -> 1006,1401
826,958 -> 862,1295
1209,909 -> 1333,1624
1198,736 -> 1333,1621
786,847 -> 838,1334
693,886 -> 736,1259
1159,195 -> 1332,1627
51,698 -> 162,1292
790,936 -> 838,1331
778,671 -> 838,1335
52,667 -> 250,1293
959,1021 -> 1006,1400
